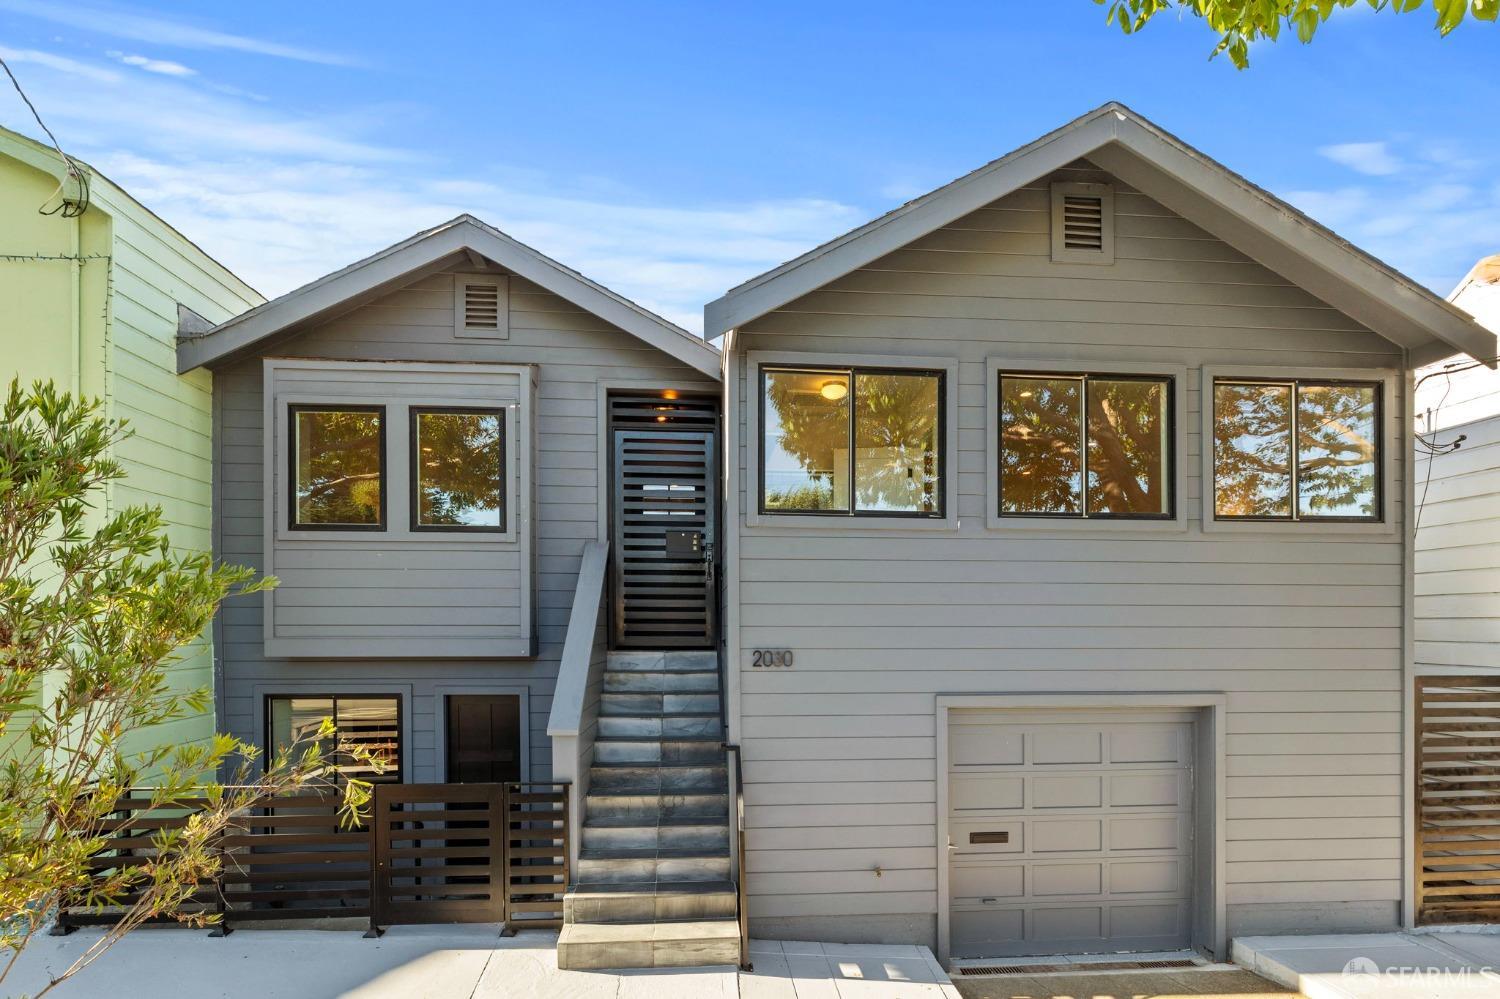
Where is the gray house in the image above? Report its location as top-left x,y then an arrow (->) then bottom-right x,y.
178,215 -> 733,968
704,104 -> 1495,963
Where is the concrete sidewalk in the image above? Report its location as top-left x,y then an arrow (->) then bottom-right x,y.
1235,931 -> 1500,998
8,925 -> 960,998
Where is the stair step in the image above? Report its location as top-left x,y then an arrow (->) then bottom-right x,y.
603,670 -> 719,694
594,737 -> 723,765
598,714 -> 722,739
600,692 -> 721,717
583,820 -> 729,852
588,762 -> 727,793
607,651 -> 718,673
565,880 -> 737,925
585,791 -> 728,823
556,918 -> 739,970
577,849 -> 732,885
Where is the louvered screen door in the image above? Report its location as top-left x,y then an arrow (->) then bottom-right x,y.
611,429 -> 716,648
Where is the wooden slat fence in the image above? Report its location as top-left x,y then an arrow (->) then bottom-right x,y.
58,782 -> 568,936
1418,676 -> 1500,925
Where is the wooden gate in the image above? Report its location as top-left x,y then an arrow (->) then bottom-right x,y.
611,427 -> 717,648
370,782 -> 505,928
1417,675 -> 1500,925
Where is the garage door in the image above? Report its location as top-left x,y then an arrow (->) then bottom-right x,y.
948,710 -> 1196,959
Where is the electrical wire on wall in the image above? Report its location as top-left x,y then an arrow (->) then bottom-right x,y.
1412,356 -> 1500,529
0,53 -> 90,217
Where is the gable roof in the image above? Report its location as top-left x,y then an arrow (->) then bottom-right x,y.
705,103 -> 1495,367
177,214 -> 720,378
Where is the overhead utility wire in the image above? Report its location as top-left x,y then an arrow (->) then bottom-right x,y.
0,53 -> 90,217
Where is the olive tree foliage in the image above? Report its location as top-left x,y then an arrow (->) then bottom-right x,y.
0,382 -> 378,997
1096,0 -> 1497,67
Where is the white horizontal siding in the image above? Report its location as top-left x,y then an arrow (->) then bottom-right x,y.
733,160 -> 1408,933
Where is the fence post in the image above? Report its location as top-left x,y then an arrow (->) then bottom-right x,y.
498,782 -> 513,936
364,783 -> 385,938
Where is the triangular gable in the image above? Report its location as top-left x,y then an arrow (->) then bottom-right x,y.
177,214 -> 720,378
705,103 -> 1494,367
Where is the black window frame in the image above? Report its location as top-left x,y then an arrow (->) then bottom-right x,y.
758,364 -> 947,520
408,405 -> 508,534
287,403 -> 387,532
997,370 -> 1177,521
1211,377 -> 1384,524
263,693 -> 403,783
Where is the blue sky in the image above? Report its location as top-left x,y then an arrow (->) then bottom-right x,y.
1,0 -> 1496,332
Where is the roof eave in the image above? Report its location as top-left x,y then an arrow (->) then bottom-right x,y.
178,217 -> 720,379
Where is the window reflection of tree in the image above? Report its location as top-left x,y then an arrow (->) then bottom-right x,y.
295,409 -> 383,525
1000,376 -> 1167,516
1214,382 -> 1376,519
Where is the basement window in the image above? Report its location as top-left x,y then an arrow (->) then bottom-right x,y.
267,694 -> 402,783
1050,182 -> 1114,264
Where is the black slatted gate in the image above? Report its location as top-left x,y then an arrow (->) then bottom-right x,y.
611,427 -> 716,648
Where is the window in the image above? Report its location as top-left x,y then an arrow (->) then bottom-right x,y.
411,408 -> 505,531
266,695 -> 401,783
761,366 -> 944,517
998,372 -> 1172,518
289,406 -> 384,529
1213,379 -> 1380,522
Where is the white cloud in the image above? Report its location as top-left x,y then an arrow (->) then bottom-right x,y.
110,52 -> 196,77
0,46 -> 859,332
1318,140 -> 1403,176
0,0 -> 354,66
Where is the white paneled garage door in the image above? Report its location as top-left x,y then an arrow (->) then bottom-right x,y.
948,710 -> 1196,959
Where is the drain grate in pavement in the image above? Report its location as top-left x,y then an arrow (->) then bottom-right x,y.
954,959 -> 1199,977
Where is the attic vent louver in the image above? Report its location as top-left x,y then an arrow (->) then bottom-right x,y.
454,274 -> 509,339
1050,182 -> 1114,265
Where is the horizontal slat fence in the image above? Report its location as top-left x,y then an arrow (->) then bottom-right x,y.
503,781 -> 569,932
58,782 -> 569,936
1418,676 -> 1500,925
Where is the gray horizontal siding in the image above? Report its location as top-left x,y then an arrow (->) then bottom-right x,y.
1415,413 -> 1500,670
216,268 -> 708,781
733,161 -> 1407,933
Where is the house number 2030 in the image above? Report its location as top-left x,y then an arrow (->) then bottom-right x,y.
751,649 -> 794,668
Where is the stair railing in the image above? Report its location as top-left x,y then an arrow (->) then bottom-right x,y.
546,540 -> 610,876
723,740 -> 752,971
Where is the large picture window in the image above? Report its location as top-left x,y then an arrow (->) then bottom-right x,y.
760,366 -> 944,517
998,372 -> 1172,518
289,406 -> 384,529
411,408 -> 505,531
1212,379 -> 1380,522
266,694 -> 401,783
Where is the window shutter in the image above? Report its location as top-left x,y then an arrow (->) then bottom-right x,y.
1050,182 -> 1114,264
454,274 -> 509,339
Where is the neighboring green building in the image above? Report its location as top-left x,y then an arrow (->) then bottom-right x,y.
0,125 -> 264,750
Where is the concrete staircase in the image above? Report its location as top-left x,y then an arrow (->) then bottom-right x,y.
555,650 -> 741,970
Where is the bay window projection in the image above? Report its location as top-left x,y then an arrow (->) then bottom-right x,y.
999,373 -> 1172,518
760,366 -> 943,517
1213,379 -> 1380,521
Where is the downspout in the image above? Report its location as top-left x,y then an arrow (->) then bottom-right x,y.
1401,347 -> 1417,930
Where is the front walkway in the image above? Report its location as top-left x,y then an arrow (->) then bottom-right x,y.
8,926 -> 959,998
1235,931 -> 1500,998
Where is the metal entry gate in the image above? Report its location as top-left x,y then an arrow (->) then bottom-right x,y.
611,428 -> 717,648
370,783 -> 506,927
1417,676 -> 1500,925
